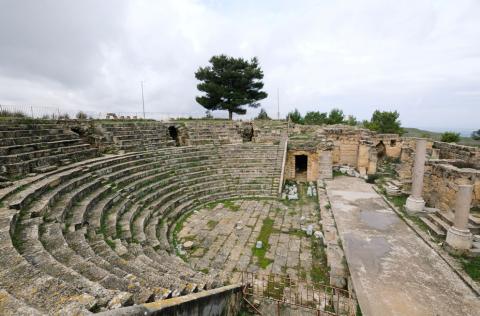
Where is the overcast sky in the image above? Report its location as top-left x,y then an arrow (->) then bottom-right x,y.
0,0 -> 479,130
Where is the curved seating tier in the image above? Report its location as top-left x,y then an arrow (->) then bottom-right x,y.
0,142 -> 283,314
99,122 -> 176,152
0,122 -> 98,177
183,121 -> 243,146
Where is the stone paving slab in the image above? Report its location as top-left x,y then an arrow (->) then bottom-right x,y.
177,196 -> 322,284
326,176 -> 480,316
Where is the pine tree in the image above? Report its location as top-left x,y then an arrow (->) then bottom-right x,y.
195,55 -> 268,120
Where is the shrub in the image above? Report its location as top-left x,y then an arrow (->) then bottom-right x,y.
204,110 -> 213,119
58,113 -> 70,120
76,111 -> 88,120
304,111 -> 327,125
471,129 -> 480,140
366,174 -> 379,183
287,109 -> 303,124
441,131 -> 460,143
0,110 -> 27,118
255,108 -> 271,120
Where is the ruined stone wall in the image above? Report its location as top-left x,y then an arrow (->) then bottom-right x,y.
397,138 -> 434,186
423,162 -> 480,211
373,134 -> 403,159
433,141 -> 480,168
252,121 -> 288,144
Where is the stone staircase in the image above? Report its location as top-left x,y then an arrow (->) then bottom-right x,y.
182,121 -> 243,146
0,142 -> 282,315
99,122 -> 176,152
0,122 -> 98,178
420,209 -> 480,254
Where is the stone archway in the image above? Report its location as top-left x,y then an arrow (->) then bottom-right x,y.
376,141 -> 386,159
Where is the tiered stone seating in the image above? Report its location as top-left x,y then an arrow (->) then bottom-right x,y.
0,122 -> 98,177
252,120 -> 288,144
0,142 -> 283,314
99,122 -> 176,152
183,121 -> 243,145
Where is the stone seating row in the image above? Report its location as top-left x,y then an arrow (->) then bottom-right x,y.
0,123 -> 98,177
100,122 -> 175,152
182,122 -> 244,146
0,143 -> 283,314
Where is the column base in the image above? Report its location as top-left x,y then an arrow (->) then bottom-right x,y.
405,196 -> 425,215
445,226 -> 473,254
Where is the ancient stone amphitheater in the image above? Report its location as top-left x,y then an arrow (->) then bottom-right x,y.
0,119 -> 479,315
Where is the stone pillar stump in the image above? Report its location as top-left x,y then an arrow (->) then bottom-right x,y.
446,184 -> 473,253
405,139 -> 427,214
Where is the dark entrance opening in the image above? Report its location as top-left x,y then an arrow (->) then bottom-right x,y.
376,141 -> 386,159
242,124 -> 254,142
168,126 -> 179,146
295,155 -> 308,173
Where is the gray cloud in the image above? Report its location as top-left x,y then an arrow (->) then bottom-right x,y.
0,0 -> 479,129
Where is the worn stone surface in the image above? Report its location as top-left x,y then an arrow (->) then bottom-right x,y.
326,176 -> 480,316
178,197 -> 322,284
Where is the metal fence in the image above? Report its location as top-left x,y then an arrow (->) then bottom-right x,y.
241,271 -> 357,316
0,104 -> 216,121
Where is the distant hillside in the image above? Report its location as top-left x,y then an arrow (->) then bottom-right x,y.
403,127 -> 480,147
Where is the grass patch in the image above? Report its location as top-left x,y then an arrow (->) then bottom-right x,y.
457,256 -> 480,281
287,228 -> 306,238
223,200 -> 240,212
333,170 -> 344,177
388,195 -> 407,208
310,237 -> 329,285
207,220 -> 218,230
251,217 -> 275,269
172,210 -> 195,261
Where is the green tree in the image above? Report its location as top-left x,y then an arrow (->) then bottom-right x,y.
287,109 -> 303,124
327,108 -> 345,124
441,131 -> 460,143
195,55 -> 268,120
345,115 -> 358,126
471,129 -> 480,140
255,108 -> 271,120
304,111 -> 327,125
363,110 -> 403,134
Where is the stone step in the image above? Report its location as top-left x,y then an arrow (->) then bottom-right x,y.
427,213 -> 450,232
419,217 -> 446,237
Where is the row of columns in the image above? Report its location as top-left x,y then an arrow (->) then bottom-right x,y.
406,138 -> 473,252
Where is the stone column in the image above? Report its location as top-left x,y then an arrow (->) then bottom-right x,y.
405,139 -> 427,214
446,185 -> 473,253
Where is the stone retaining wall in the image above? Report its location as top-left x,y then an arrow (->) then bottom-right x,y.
97,284 -> 243,316
433,141 -> 480,168
423,162 -> 480,211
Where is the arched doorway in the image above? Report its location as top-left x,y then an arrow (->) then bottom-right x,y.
376,141 -> 386,159
168,126 -> 180,146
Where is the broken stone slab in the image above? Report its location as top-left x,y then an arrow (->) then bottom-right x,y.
183,241 -> 194,249
314,231 -> 324,240
107,292 -> 133,310
306,225 -> 313,236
